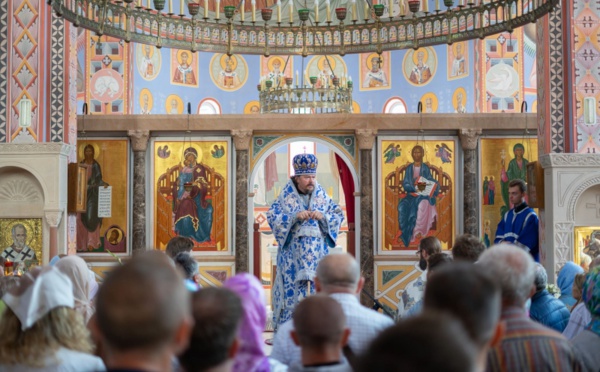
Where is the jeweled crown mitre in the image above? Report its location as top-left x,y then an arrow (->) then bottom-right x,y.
293,153 -> 318,175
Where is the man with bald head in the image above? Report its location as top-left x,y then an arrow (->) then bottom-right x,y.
91,251 -> 194,371
290,295 -> 351,372
271,253 -> 393,367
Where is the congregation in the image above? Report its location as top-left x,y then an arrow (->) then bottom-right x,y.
0,234 -> 599,372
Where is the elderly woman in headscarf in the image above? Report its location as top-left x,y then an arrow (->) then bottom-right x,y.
0,266 -> 105,370
557,261 -> 585,311
223,273 -> 287,372
571,267 -> 600,371
55,255 -> 97,324
562,273 -> 591,340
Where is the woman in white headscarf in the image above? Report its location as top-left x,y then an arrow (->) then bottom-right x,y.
55,256 -> 96,324
0,266 -> 105,371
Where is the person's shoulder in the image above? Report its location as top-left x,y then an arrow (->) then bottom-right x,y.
526,207 -> 538,215
269,357 -> 289,372
277,318 -> 294,333
572,329 -> 600,346
54,348 -> 106,371
506,316 -> 568,340
344,299 -> 394,326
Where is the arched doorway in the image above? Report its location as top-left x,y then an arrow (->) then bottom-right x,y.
248,135 -> 359,306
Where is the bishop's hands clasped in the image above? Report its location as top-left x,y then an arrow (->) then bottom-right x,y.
296,210 -> 324,221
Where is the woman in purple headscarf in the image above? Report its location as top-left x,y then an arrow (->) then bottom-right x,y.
223,273 -> 286,372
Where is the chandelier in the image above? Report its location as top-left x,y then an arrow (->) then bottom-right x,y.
258,66 -> 353,113
50,0 -> 557,56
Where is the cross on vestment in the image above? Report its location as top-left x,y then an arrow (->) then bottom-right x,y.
21,249 -> 35,260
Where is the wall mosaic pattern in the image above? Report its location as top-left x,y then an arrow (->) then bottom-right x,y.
50,15 -> 65,142
478,30 -> 524,113
10,0 -> 41,142
574,0 -> 600,153
0,0 -> 8,142
84,31 -> 129,114
123,39 -> 508,115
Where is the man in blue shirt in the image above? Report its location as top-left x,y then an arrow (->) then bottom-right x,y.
495,179 -> 540,261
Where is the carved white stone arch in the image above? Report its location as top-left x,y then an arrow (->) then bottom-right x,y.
567,175 -> 600,222
0,144 -> 71,263
540,153 -> 600,280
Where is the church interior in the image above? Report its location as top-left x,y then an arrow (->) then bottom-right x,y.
0,0 -> 599,320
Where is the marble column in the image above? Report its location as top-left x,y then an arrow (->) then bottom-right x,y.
459,129 -> 482,237
356,129 -> 377,307
232,129 -> 253,273
44,210 -> 63,261
128,130 -> 150,256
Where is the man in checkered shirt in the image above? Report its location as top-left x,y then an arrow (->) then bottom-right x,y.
271,253 -> 394,367
1,224 -> 36,263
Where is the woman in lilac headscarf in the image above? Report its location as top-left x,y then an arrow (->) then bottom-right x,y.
223,273 -> 271,372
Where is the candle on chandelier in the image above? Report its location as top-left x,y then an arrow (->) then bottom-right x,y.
147,0 -> 150,9
289,0 -> 294,22
315,0 -> 319,22
168,0 -> 172,13
138,0 -> 141,7
400,0 -> 404,15
364,0 -> 369,19
241,0 -> 245,20
388,0 -> 393,16
277,0 -> 282,22
216,0 -> 220,18
325,0 -> 331,21
423,0 -> 428,12
252,0 -> 256,21
204,0 -> 208,17
296,70 -> 299,84
435,0 -> 439,10
352,0 -> 357,20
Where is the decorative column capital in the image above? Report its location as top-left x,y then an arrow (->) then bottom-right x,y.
128,130 -> 150,152
231,129 -> 253,151
355,129 -> 377,150
44,210 -> 63,227
458,128 -> 482,150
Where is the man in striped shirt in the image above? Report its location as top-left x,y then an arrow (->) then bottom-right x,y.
478,244 -> 582,372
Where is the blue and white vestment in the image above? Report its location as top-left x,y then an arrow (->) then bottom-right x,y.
267,179 -> 344,330
495,202 -> 539,261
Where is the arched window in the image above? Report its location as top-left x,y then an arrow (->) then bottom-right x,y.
197,98 -> 222,115
383,97 -> 408,114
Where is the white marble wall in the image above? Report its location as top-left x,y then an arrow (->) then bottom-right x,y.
540,153 -> 600,279
0,143 -> 70,263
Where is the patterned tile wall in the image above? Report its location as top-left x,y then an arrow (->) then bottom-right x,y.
9,0 -> 41,142
574,0 -> 600,153
0,0 -> 8,143
50,14 -> 65,142
549,3 -> 566,153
